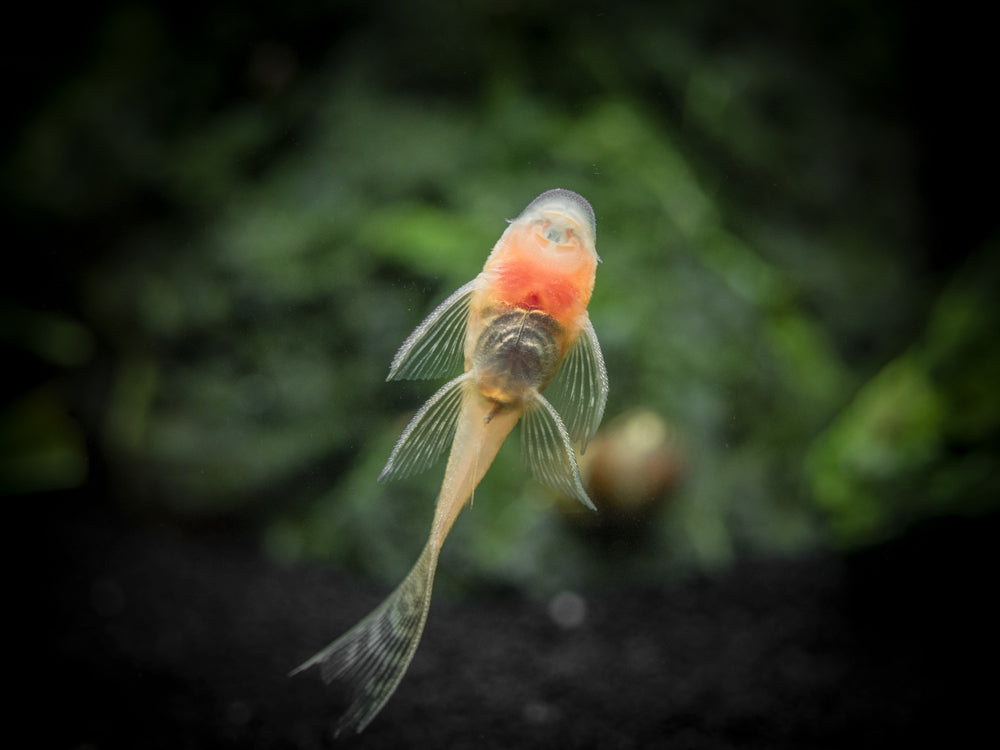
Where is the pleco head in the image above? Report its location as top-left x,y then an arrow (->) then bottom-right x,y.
518,189 -> 597,254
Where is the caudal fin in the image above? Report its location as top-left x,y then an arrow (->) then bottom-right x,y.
290,542 -> 438,735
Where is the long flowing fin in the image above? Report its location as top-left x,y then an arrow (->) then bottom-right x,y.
378,373 -> 470,483
521,393 -> 596,510
387,280 -> 478,381
290,542 -> 439,735
544,318 -> 608,453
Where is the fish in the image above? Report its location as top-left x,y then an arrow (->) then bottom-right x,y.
290,188 -> 608,735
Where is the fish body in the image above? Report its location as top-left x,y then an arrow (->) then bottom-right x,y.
292,189 -> 608,734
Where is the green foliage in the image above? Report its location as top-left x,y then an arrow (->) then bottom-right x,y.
4,1 -> 995,592
807,246 -> 1000,546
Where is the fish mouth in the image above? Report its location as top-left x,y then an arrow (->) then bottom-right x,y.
521,188 -> 595,232
519,188 -> 599,260
537,224 -> 579,249
539,211 -> 588,249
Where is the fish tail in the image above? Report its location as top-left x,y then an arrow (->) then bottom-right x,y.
290,541 -> 439,735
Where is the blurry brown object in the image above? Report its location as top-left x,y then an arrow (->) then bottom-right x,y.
570,408 -> 685,528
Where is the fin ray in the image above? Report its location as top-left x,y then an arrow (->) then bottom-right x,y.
544,318 -> 608,452
378,373 -> 470,482
521,394 -> 596,510
387,280 -> 477,381
290,543 -> 439,735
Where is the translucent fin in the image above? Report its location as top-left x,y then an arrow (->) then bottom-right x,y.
290,542 -> 439,736
521,393 -> 596,510
387,279 -> 477,381
544,318 -> 608,453
378,373 -> 470,483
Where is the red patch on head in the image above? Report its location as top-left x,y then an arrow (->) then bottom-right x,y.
493,261 -> 581,323
482,222 -> 596,328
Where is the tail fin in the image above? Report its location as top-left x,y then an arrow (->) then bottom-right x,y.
290,542 -> 439,735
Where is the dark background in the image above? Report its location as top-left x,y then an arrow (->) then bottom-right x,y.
6,1 -> 998,746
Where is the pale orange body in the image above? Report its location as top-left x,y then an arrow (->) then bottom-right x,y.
293,189 -> 607,734
436,200 -> 599,545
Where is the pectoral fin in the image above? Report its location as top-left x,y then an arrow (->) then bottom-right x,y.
379,372 -> 471,482
387,279 -> 478,381
521,394 -> 596,510
544,317 -> 608,452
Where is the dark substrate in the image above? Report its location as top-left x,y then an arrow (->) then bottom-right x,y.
36,493 -> 996,749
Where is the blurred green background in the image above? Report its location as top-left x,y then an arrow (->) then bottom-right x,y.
3,0 -> 997,594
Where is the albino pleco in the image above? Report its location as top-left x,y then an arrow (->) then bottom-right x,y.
291,189 -> 608,734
